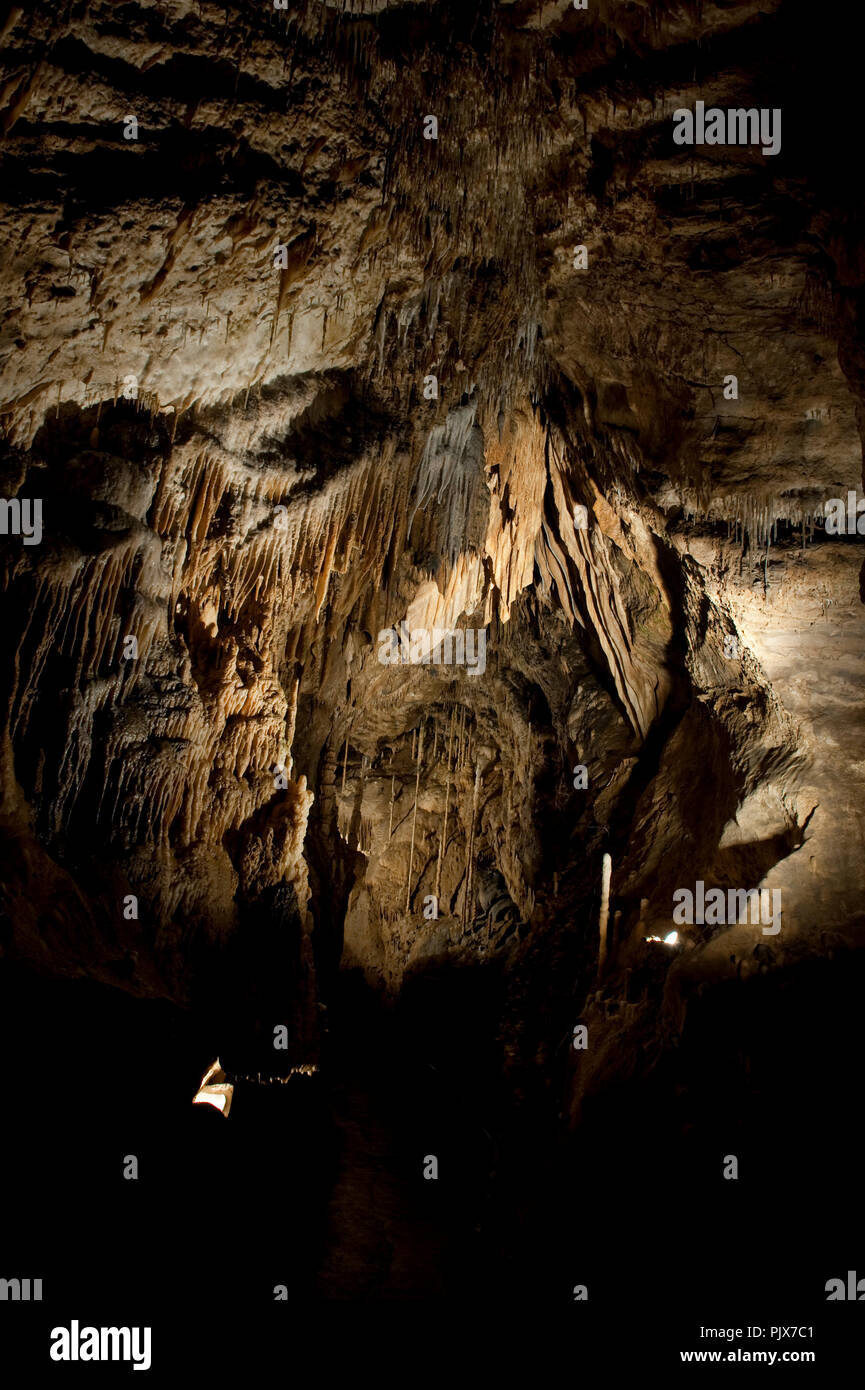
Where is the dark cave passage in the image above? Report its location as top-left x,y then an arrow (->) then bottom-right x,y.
3,943 -> 865,1333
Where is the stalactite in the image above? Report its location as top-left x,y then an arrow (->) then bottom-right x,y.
462,760 -> 482,931
408,403 -> 483,565
285,676 -> 300,778
684,489 -> 824,550
434,706 -> 456,902
405,722 -> 424,913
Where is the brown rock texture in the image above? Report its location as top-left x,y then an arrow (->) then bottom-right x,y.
1,1 -> 865,1312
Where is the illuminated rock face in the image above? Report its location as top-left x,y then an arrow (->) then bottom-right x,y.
0,2 -> 864,1107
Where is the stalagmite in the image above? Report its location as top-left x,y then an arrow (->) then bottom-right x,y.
598,853 -> 612,973
341,736 -> 348,793
389,775 -> 396,839
405,722 -> 424,913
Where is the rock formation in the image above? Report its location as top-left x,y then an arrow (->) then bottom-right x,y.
1,0 -> 864,1321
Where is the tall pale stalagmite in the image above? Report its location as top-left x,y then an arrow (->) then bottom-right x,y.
598,853 -> 612,974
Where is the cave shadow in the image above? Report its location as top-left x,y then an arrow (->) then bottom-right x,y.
313,961 -> 508,1298
709,804 -> 818,889
513,945 -> 865,1309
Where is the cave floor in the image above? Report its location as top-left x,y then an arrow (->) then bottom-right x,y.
3,952 -> 864,1352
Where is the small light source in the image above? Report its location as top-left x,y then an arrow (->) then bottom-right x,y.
193,1089 -> 230,1114
192,1058 -> 233,1117
664,931 -> 679,946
